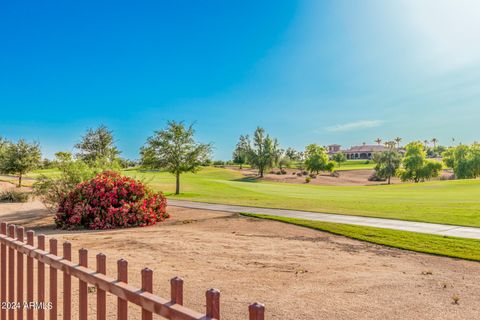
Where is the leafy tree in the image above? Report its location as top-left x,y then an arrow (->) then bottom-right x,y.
304,144 -> 334,174
285,147 -> 302,161
141,121 -> 212,194
442,143 -> 480,179
232,135 -> 250,169
75,125 -> 120,164
431,138 -> 438,149
398,142 -> 441,182
278,154 -> 291,171
0,139 -> 41,187
332,152 -> 346,167
373,151 -> 402,184
0,137 -> 8,153
247,127 -> 279,178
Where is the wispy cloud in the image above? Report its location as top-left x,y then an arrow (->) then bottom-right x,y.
325,120 -> 384,133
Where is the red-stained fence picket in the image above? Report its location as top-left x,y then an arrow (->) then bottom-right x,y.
0,222 -> 265,320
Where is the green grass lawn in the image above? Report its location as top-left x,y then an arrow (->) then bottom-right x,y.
25,168 -> 62,179
334,160 -> 375,171
18,166 -> 480,228
122,167 -> 480,227
241,213 -> 480,261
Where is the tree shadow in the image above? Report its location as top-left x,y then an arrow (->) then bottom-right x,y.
233,176 -> 262,183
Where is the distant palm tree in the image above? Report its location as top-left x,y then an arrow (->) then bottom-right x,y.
375,138 -> 382,145
394,137 -> 402,148
431,138 -> 438,149
423,139 -> 429,149
385,141 -> 396,149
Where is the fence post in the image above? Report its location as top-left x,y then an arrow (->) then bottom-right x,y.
16,227 -> 24,320
62,242 -> 71,320
170,277 -> 183,305
96,254 -> 106,320
49,239 -> 58,320
8,225 -> 16,320
78,249 -> 88,320
248,302 -> 265,320
26,231 -> 34,320
117,259 -> 128,320
0,223 -> 7,320
37,234 -> 45,320
141,269 -> 153,320
206,289 -> 220,320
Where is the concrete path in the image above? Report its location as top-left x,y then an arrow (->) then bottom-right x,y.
169,199 -> 480,240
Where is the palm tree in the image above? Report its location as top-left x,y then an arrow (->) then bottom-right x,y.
431,138 -> 438,149
375,138 -> 382,145
423,140 -> 429,149
394,137 -> 402,148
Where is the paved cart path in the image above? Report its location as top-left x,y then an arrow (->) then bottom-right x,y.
169,199 -> 480,240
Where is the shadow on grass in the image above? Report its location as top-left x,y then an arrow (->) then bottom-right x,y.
233,176 -> 262,183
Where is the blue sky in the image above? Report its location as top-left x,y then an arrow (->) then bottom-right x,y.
1,0 -> 480,160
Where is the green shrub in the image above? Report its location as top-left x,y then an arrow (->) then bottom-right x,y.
305,177 -> 311,183
0,190 -> 30,203
34,153 -> 121,211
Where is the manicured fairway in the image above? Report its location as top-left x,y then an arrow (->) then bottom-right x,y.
123,167 -> 480,228
334,159 -> 375,171
242,213 -> 480,261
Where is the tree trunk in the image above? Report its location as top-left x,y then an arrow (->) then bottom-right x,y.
388,176 -> 391,185
175,173 -> 180,195
259,166 -> 264,178
18,174 -> 22,188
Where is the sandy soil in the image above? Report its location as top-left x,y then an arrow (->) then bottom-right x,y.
234,167 -> 454,186
1,197 -> 480,319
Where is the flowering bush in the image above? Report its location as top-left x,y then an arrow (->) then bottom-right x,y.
55,171 -> 168,230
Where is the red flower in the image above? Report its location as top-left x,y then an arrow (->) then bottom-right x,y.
55,171 -> 168,230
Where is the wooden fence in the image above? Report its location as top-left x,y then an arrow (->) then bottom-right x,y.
0,222 -> 265,320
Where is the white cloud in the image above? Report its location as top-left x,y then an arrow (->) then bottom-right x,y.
325,120 -> 384,133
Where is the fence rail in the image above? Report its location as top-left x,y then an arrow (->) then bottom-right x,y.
0,222 -> 265,320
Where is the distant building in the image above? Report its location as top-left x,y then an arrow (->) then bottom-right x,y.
327,144 -> 341,153
327,143 -> 402,160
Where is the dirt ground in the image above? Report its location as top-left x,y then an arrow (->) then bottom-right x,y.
233,167 -> 454,186
1,194 -> 480,319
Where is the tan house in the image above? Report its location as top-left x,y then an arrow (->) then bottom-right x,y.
328,143 -> 402,160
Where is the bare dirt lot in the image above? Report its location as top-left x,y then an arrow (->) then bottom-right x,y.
235,167 -> 398,186
1,194 -> 480,319
233,167 -> 454,186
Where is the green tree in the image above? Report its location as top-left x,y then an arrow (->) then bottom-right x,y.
332,152 -> 347,167
442,144 -> 480,179
373,151 -> 402,184
232,135 -> 250,169
140,121 -> 212,194
304,144 -> 334,174
398,142 -> 441,182
285,147 -> 302,161
278,154 -> 291,171
247,127 -> 279,178
0,139 -> 41,187
75,125 -> 120,164
375,138 -> 382,145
